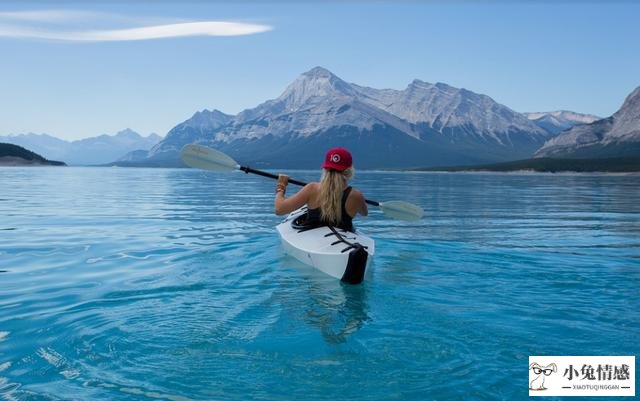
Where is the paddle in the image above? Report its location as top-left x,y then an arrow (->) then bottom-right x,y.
180,144 -> 424,221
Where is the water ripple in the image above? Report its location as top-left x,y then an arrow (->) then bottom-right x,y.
0,168 -> 639,400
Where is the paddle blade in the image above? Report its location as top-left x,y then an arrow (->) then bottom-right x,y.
181,144 -> 239,172
379,200 -> 424,221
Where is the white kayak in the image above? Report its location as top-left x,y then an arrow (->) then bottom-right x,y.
276,207 -> 375,284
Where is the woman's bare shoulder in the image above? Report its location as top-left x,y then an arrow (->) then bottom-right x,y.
350,188 -> 365,199
300,182 -> 320,199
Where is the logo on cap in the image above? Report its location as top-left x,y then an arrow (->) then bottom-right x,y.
321,147 -> 352,171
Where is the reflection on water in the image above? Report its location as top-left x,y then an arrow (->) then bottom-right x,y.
279,254 -> 371,343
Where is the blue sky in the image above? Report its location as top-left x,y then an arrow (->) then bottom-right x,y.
1,1 -> 639,140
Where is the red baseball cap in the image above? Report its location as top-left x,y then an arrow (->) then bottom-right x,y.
321,147 -> 353,171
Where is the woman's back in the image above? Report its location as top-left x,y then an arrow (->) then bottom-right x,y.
274,147 -> 368,229
306,186 -> 355,232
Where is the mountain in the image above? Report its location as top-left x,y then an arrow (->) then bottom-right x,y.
141,67 -> 555,168
0,129 -> 162,165
146,110 -> 233,165
535,87 -> 640,158
352,79 -> 547,137
524,110 -> 600,135
68,129 -> 162,165
0,143 -> 65,166
116,149 -> 150,163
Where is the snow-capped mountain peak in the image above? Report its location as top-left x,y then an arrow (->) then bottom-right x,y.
183,109 -> 233,129
525,110 -> 600,124
524,110 -> 602,135
277,66 -> 357,111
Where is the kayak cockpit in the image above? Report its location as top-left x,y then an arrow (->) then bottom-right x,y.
276,207 -> 374,284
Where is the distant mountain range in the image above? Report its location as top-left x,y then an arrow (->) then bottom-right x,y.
5,67 -> 636,169
536,86 -> 640,158
418,87 -> 640,172
0,129 -> 162,166
136,67 -> 595,169
524,110 -> 600,135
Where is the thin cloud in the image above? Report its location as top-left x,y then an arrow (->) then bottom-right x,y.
0,10 -> 273,41
0,10 -> 97,22
0,21 -> 273,41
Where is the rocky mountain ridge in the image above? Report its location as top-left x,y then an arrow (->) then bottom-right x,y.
535,87 -> 640,158
143,67 -> 558,168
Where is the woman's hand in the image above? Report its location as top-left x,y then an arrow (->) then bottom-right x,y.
276,174 -> 289,194
275,181 -> 314,216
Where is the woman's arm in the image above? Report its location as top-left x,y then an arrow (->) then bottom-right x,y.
355,189 -> 368,217
274,175 -> 314,215
347,189 -> 368,217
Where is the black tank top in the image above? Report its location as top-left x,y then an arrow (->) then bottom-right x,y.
305,186 -> 355,232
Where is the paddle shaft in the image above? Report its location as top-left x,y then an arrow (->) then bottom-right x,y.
239,165 -> 380,207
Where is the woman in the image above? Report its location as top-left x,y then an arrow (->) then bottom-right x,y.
274,147 -> 368,232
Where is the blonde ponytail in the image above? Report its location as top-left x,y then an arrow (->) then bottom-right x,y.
319,167 -> 354,225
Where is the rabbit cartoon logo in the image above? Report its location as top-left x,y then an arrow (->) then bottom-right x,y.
529,362 -> 557,391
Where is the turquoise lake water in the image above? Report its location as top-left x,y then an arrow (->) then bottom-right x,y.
1,167 -> 638,400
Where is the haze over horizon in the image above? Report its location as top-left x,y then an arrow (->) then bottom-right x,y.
1,1 -> 639,140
